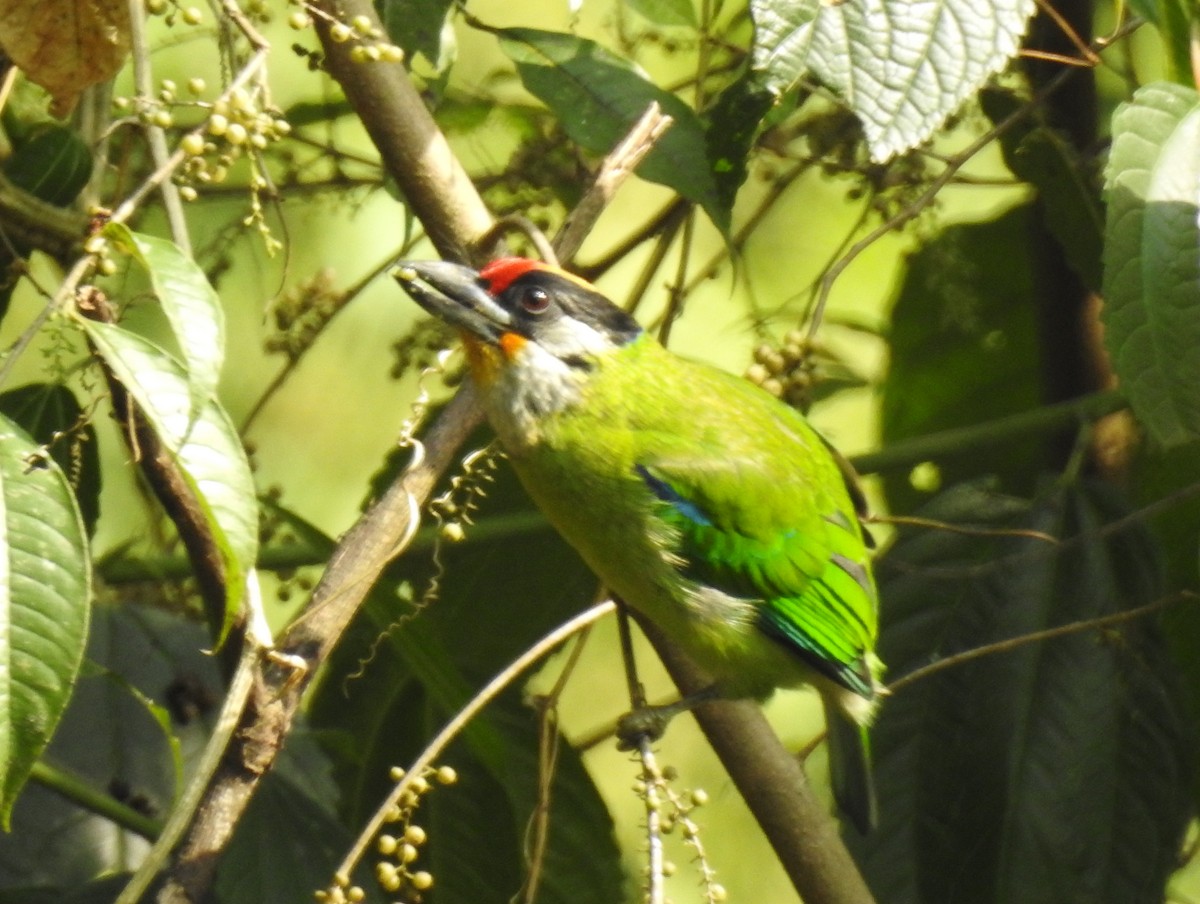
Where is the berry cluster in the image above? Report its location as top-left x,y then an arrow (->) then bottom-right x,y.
744,330 -> 818,408
291,7 -> 404,63
317,764 -> 458,904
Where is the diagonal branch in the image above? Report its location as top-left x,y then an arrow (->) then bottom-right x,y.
153,4 -> 875,903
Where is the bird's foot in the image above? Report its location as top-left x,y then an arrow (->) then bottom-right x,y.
615,686 -> 721,751
616,706 -> 673,751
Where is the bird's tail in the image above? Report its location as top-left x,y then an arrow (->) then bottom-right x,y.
823,699 -> 877,834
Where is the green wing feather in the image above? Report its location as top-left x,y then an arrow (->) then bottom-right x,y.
636,454 -> 878,697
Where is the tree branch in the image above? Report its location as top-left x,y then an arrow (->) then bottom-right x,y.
152,5 -> 874,903
637,618 -> 877,904
313,0 -> 495,265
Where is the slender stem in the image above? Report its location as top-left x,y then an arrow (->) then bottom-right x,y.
115,634 -> 261,904
331,600 -> 616,883
888,592 -> 1191,694
849,389 -> 1126,475
30,760 -> 163,840
128,0 -> 192,256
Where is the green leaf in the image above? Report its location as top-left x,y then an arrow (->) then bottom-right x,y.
0,874 -> 129,904
749,0 -> 1036,160
880,204 -> 1042,512
1126,0 -> 1194,85
982,87 -> 1104,290
103,224 -> 226,422
0,606 -> 221,887
378,0 -> 456,72
627,0 -> 697,27
1103,82 -> 1200,448
498,28 -> 726,230
849,481 -> 1194,902
0,413 -> 90,827
704,76 -> 777,214
78,320 -> 256,639
0,384 -> 100,537
2,126 -> 92,207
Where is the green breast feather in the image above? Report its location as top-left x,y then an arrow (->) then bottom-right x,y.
506,334 -> 879,701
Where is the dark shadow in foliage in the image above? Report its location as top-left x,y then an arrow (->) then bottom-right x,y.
0,383 -> 100,536
847,480 -> 1194,904
0,607 -> 219,893
0,124 -> 91,320
309,437 -> 624,904
880,205 -> 1043,515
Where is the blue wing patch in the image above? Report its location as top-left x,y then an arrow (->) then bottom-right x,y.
635,464 -> 713,526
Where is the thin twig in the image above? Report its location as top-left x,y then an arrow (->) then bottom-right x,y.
330,600 -> 616,884
873,514 -> 1060,545
887,592 -> 1193,695
613,601 -> 665,904
116,622 -> 262,904
554,102 -> 674,263
127,0 -> 192,255
477,215 -> 558,266
522,627 -> 593,904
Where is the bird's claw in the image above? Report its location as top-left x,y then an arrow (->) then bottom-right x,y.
615,706 -> 674,751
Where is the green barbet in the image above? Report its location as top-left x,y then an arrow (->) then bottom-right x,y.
394,257 -> 883,831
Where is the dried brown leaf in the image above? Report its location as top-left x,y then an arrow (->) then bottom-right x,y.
0,0 -> 131,116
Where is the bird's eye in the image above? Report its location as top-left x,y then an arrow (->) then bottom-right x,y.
519,286 -> 551,314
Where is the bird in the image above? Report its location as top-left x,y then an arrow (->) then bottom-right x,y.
393,256 -> 883,831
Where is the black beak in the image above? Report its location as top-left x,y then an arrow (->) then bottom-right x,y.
392,260 -> 512,342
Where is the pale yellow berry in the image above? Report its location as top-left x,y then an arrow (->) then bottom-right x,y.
710,883 -> 728,902
403,824 -> 427,845
225,122 -> 248,145
151,109 -> 173,128
182,6 -> 203,24
375,864 -> 401,892
349,46 -> 369,63
351,14 -> 372,34
410,872 -> 434,891
229,88 -> 254,114
179,185 -> 199,201
329,22 -> 352,42
207,113 -> 229,136
145,0 -> 167,13
399,843 -> 418,864
97,257 -> 118,276
377,834 -> 397,855
181,132 -> 205,155
345,887 -> 364,903
187,77 -> 206,95
388,765 -> 406,782
288,10 -> 311,29
440,522 -> 465,543
250,132 -> 269,149
84,235 -> 107,254
436,765 -> 457,785
691,788 -> 709,807
380,44 -> 404,63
